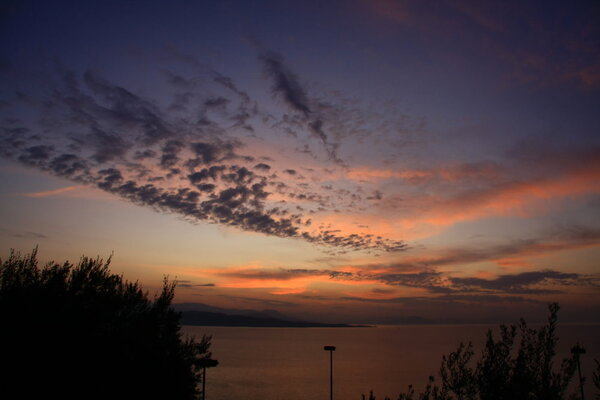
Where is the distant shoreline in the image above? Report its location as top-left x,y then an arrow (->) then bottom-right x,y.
177,306 -> 600,328
180,310 -> 372,328
182,323 -> 373,328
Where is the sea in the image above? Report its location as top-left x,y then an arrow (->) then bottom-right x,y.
182,324 -> 600,400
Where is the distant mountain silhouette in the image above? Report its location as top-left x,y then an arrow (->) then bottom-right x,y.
377,315 -> 436,325
179,310 -> 366,327
174,302 -> 294,321
174,303 -> 440,326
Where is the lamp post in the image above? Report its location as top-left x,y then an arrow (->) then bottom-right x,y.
571,343 -> 586,400
324,346 -> 336,400
197,358 -> 219,400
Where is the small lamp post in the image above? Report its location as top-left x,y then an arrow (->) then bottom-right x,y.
571,343 -> 586,400
324,346 -> 336,400
197,358 -> 219,400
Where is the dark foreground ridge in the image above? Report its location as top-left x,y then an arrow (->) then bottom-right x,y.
180,310 -> 369,327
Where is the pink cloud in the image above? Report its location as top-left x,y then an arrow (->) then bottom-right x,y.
20,185 -> 115,201
413,163 -> 600,228
21,185 -> 86,198
346,161 -> 504,184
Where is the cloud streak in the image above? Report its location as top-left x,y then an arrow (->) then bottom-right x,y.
260,51 -> 343,164
450,270 -> 579,294
1,46 -> 596,262
196,226 -> 599,297
0,59 -> 407,253
21,185 -> 86,198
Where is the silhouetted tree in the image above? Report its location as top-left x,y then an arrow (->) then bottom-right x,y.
364,303 -> 584,400
476,325 -> 516,400
439,341 -> 477,400
593,359 -> 600,400
0,248 -> 213,400
509,303 -> 576,400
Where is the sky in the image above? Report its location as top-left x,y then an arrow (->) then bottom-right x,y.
1,0 -> 599,324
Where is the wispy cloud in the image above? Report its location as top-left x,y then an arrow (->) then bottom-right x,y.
2,44 -> 598,259
259,50 -> 342,163
12,231 -> 47,239
20,185 -> 88,198
0,58 -> 407,253
349,148 -> 600,233
449,270 -> 579,294
176,280 -> 216,288
191,226 -> 599,297
346,161 -> 505,184
340,293 -> 540,305
366,225 -> 600,273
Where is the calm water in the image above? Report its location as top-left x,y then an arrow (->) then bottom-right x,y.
183,324 -> 600,400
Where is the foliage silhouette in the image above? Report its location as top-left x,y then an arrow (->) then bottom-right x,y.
363,303 -> 590,400
594,359 -> 600,400
0,248 -> 213,400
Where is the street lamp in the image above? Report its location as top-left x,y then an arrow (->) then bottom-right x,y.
571,343 -> 586,400
324,346 -> 336,400
197,358 -> 219,400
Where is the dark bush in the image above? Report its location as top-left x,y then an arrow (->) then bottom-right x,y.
0,248 -> 213,400
365,303 -> 587,400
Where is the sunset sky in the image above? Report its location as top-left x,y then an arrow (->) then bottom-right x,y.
1,0 -> 599,324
